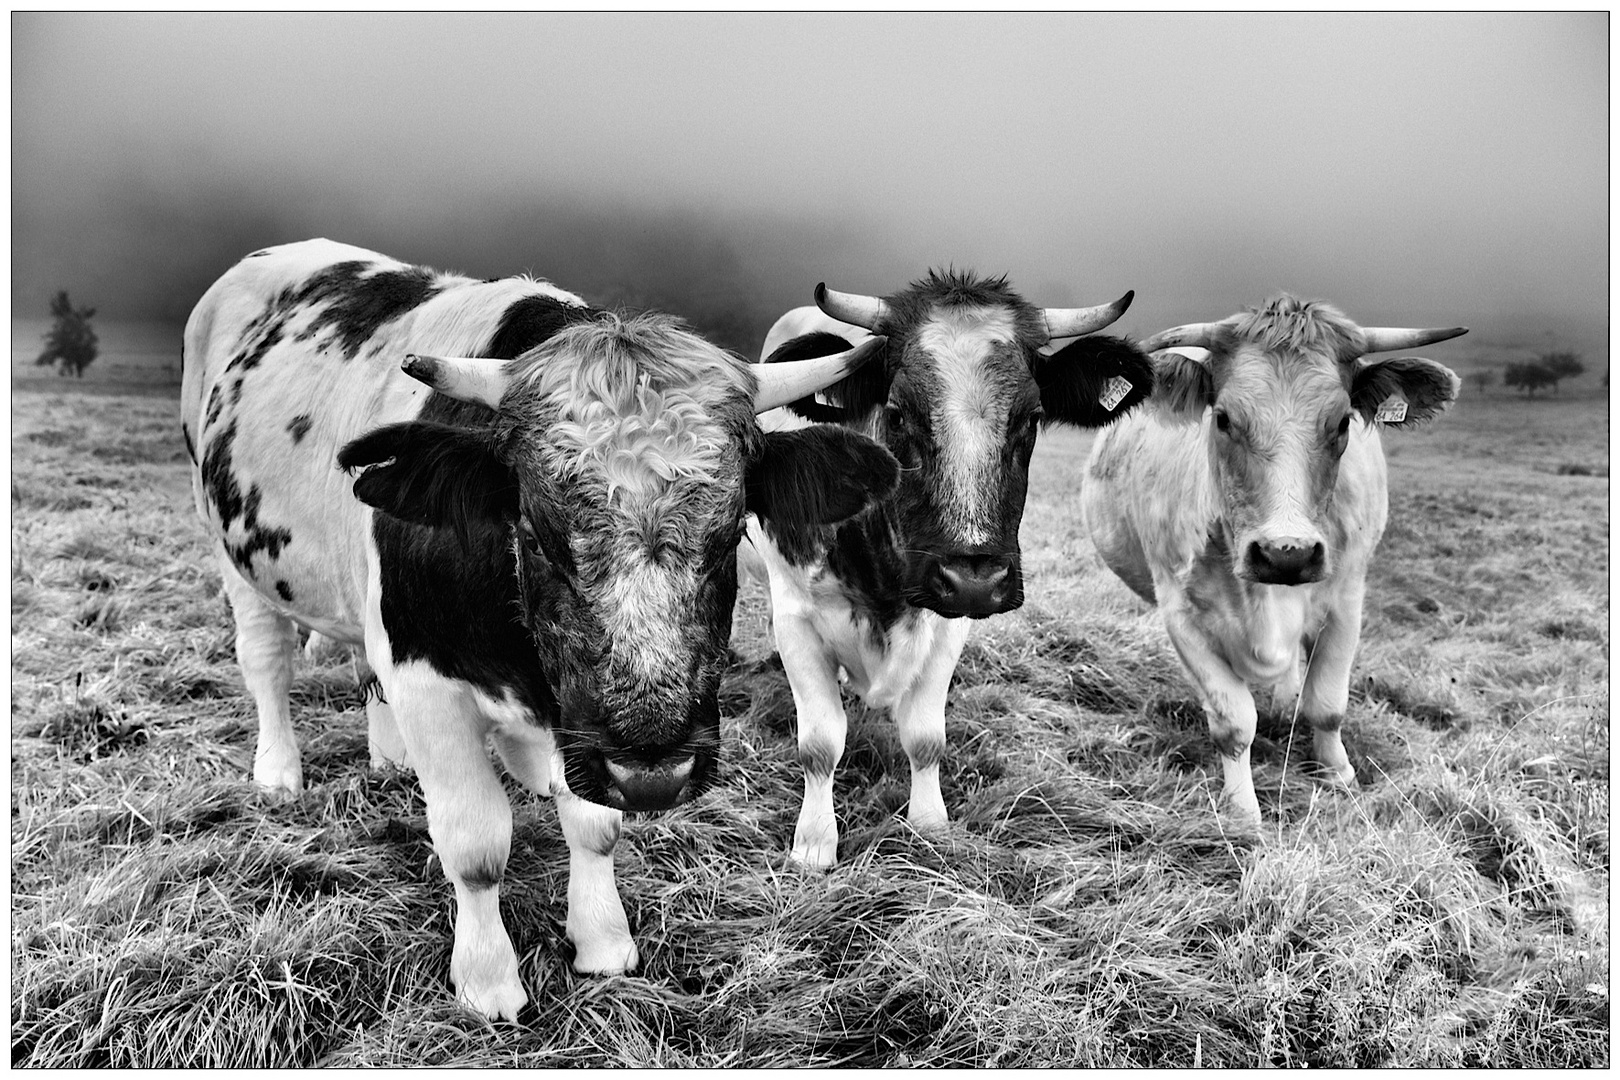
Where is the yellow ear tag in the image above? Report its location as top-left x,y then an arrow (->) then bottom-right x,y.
1374,394 -> 1408,424
1099,376 -> 1134,412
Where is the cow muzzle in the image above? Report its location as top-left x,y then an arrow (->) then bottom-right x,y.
922,552 -> 1022,618
1243,537 -> 1327,585
601,752 -> 696,811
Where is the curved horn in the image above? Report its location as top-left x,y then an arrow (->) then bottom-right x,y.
1359,325 -> 1469,354
815,283 -> 891,330
402,354 -> 511,409
1041,290 -> 1134,342
1137,322 -> 1223,354
752,336 -> 886,413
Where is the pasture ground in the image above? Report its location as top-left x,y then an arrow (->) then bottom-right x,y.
9,353 -> 1610,1066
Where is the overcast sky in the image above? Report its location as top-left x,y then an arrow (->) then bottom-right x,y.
11,11 -> 1609,355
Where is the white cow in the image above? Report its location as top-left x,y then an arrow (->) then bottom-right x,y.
1081,293 -> 1465,825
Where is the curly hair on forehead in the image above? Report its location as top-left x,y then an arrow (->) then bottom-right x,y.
1218,293 -> 1368,365
499,309 -> 754,507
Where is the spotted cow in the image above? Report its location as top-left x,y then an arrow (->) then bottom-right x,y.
745,272 -> 1154,868
1081,294 -> 1466,825
181,238 -> 896,1019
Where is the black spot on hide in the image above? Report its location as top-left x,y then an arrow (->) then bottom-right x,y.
275,580 -> 294,602
294,264 -> 443,360
205,384 -> 225,427
287,415 -> 313,444
482,294 -> 592,359
200,418 -> 295,574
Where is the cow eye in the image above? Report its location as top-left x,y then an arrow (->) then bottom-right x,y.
1025,409 -> 1044,435
1214,409 -> 1232,434
884,404 -> 907,433
1336,414 -> 1351,436
518,518 -> 548,561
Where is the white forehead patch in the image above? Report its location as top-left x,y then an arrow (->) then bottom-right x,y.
916,305 -> 1020,546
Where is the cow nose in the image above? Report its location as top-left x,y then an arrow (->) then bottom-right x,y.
604,753 -> 695,812
1246,538 -> 1326,585
928,553 -> 1018,616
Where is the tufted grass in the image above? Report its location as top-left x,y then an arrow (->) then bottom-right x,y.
11,380 -> 1609,1067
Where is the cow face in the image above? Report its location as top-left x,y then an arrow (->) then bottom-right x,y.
1150,295 -> 1462,586
783,272 -> 1151,618
341,313 -> 898,812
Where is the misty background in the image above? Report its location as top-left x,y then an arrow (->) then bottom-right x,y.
11,12 -> 1609,366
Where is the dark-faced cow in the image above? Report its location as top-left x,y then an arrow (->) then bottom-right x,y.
1080,294 -> 1465,825
745,271 -> 1154,868
182,239 -> 897,1019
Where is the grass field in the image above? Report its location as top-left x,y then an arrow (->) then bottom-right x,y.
10,353 -> 1610,1066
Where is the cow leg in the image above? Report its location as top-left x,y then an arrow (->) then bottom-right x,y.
555,790 -> 636,973
366,699 -> 409,770
774,612 -> 848,869
386,667 -> 525,1022
1298,586 -> 1364,788
892,620 -> 969,833
1164,604 -> 1262,827
217,552 -> 303,794
354,657 -> 410,770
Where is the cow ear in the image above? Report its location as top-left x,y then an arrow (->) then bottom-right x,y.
338,422 -> 517,537
1150,348 -> 1216,419
747,427 -> 899,530
1036,335 -> 1154,427
764,332 -> 890,421
1350,356 -> 1461,427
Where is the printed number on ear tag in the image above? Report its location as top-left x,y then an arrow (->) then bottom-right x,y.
1374,395 -> 1408,424
1099,376 -> 1134,412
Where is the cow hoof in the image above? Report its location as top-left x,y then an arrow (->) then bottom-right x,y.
1221,796 -> 1263,835
906,804 -> 949,835
1313,762 -> 1358,790
570,934 -> 639,975
790,835 -> 838,871
252,762 -> 303,796
456,977 -> 528,1023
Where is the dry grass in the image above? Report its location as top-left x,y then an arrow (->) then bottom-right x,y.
10,380 -> 1609,1067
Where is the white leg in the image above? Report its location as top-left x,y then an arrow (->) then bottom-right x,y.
1165,603 -> 1262,827
892,620 -> 969,833
774,611 -> 847,869
387,665 -> 526,1021
366,697 -> 410,770
1299,586 -> 1365,788
555,790 -> 636,974
491,722 -> 557,796
217,551 -> 302,794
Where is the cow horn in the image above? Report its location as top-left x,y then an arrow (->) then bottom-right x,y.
402,354 -> 510,409
752,336 -> 886,413
1041,290 -> 1134,342
815,284 -> 891,330
1138,322 -> 1223,354
1359,326 -> 1469,353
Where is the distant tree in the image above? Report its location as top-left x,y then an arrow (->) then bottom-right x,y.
34,291 -> 99,378
1535,350 -> 1585,394
1504,361 -> 1556,398
1467,368 -> 1495,396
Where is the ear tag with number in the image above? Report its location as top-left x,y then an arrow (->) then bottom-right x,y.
1373,394 -> 1408,424
1099,376 -> 1134,412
